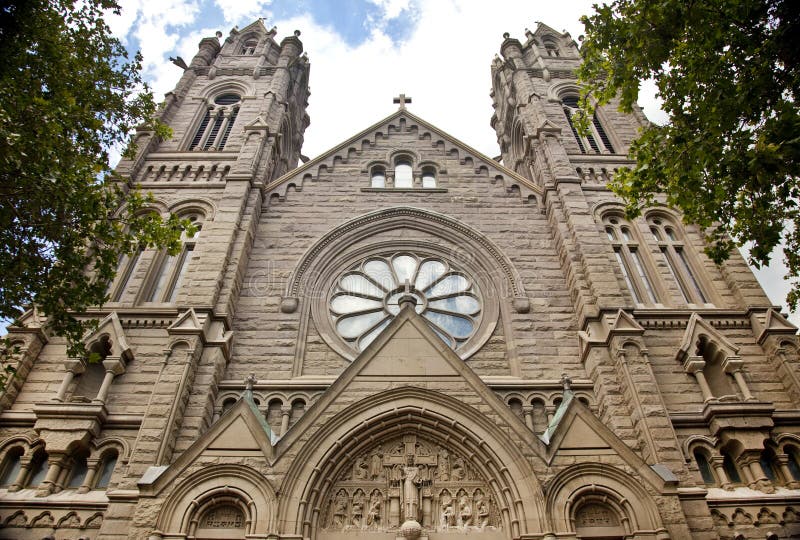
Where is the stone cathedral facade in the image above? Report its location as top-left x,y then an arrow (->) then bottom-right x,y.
3,18 -> 800,540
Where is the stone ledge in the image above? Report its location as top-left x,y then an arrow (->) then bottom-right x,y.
360,187 -> 448,193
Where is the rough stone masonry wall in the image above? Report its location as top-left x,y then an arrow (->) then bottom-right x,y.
229,119 -> 584,384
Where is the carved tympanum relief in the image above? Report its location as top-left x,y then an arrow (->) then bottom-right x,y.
321,434 -> 501,532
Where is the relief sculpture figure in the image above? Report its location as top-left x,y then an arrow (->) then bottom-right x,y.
369,453 -> 383,480
402,465 -> 422,520
437,449 -> 450,481
367,493 -> 382,527
459,495 -> 472,527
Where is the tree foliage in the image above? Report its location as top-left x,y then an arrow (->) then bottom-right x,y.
577,0 -> 800,308
0,0 -> 190,357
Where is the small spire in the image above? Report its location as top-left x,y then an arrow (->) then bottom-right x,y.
393,93 -> 412,110
560,373 -> 572,392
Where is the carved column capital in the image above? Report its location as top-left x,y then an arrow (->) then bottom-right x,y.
102,356 -> 127,376
683,356 -> 706,374
722,357 -> 744,374
64,359 -> 86,374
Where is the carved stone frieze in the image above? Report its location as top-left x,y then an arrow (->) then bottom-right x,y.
320,434 -> 501,532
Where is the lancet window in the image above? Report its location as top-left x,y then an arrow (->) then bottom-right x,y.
603,214 -> 658,305
648,215 -> 709,305
189,93 -> 241,151
562,95 -> 615,154
145,214 -> 201,303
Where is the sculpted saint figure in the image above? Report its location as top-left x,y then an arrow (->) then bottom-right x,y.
458,495 -> 472,527
331,491 -> 348,529
451,456 -> 466,481
477,499 -> 490,528
369,453 -> 382,480
392,464 -> 404,482
355,456 -> 369,480
367,493 -> 382,527
440,498 -> 454,529
437,449 -> 450,481
402,466 -> 422,520
352,493 -> 364,528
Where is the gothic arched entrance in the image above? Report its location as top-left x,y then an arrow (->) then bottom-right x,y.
278,387 -> 545,540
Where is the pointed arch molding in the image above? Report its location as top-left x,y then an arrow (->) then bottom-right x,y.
546,463 -> 667,537
277,386 -> 544,538
154,464 -> 276,537
280,206 -> 531,314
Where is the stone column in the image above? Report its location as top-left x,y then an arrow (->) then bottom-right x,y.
36,453 -> 66,496
54,360 -> 85,402
94,356 -> 127,404
77,459 -> 101,493
280,405 -> 292,436
522,405 -> 534,431
8,455 -> 33,492
684,357 -> 714,401
710,455 -> 733,490
723,357 -> 754,400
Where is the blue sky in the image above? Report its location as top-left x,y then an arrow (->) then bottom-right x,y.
100,0 -> 796,325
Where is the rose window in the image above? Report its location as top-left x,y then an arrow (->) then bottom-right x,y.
329,253 -> 481,352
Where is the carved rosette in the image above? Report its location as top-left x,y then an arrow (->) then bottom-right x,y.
320,434 -> 501,532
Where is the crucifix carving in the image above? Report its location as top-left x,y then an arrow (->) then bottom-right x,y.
393,94 -> 412,109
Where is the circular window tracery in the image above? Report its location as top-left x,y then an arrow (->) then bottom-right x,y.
329,253 -> 482,352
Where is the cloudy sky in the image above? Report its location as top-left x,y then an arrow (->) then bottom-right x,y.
106,0 -> 798,325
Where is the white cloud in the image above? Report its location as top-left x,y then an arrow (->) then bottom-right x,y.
214,0 -> 272,25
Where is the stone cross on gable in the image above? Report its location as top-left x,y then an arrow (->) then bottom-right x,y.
393,94 -> 412,109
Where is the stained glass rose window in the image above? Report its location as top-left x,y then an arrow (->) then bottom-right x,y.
329,253 -> 481,352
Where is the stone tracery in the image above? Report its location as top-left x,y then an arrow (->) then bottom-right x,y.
321,434 -> 501,532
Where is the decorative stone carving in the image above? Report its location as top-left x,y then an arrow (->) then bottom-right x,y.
202,505 -> 244,528
321,434 -> 500,532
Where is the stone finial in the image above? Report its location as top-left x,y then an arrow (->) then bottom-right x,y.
560,373 -> 572,391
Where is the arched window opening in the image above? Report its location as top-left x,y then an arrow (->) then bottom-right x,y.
0,447 -> 23,487
73,338 -> 110,401
146,215 -> 201,303
241,39 -> 258,55
543,39 -> 560,57
290,398 -> 306,426
189,93 -> 241,151
67,451 -> 89,489
266,399 -> 283,433
508,398 -> 523,418
221,397 -> 236,413
648,216 -> 708,305
562,95 -> 615,154
421,167 -> 436,188
722,451 -> 742,484
26,451 -> 48,488
370,166 -> 386,188
95,451 -> 118,489
698,337 -> 737,398
787,445 -> 800,481
394,159 -> 413,188
603,214 -> 658,305
760,448 -> 781,483
694,449 -> 716,485
108,246 -> 143,302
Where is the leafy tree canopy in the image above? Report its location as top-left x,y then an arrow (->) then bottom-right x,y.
0,0 -> 190,358
577,0 -> 800,308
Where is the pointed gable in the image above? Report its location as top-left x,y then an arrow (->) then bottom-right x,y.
540,391 -> 673,491
138,392 -> 274,495
275,304 -> 540,455
264,107 -> 543,200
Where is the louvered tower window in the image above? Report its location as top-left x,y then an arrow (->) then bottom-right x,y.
189,93 -> 241,151
562,95 -> 615,154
